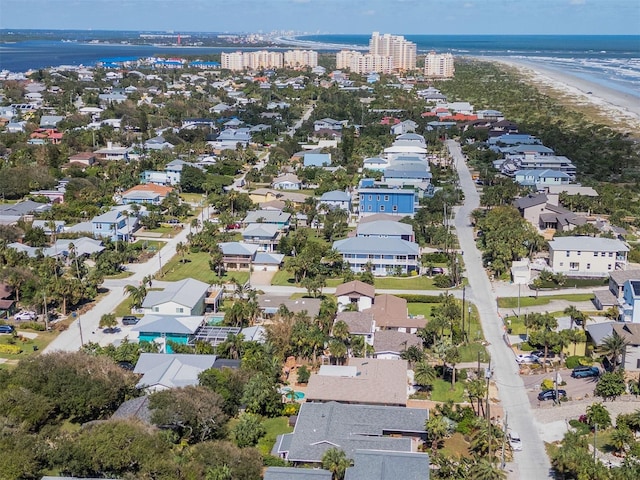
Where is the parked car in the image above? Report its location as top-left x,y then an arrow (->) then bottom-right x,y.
166,218 -> 181,225
0,325 -> 15,334
516,353 -> 540,364
14,310 -> 37,321
508,431 -> 523,451
430,267 -> 445,275
538,389 -> 567,401
122,316 -> 140,326
226,222 -> 242,230
531,350 -> 555,359
571,366 -> 600,379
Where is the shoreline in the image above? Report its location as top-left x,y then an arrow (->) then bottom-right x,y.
483,56 -> 640,132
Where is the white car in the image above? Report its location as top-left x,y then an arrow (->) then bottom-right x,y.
515,353 -> 539,364
14,310 -> 37,321
509,431 -> 523,451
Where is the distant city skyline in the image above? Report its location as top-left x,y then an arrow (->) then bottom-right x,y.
2,0 -> 639,36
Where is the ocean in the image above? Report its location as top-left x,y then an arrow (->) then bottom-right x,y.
1,33 -> 639,99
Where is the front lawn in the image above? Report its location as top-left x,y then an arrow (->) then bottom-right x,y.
0,330 -> 58,360
429,378 -> 466,403
256,416 -> 293,456
407,302 -> 436,318
497,293 -> 594,309
160,251 -> 249,285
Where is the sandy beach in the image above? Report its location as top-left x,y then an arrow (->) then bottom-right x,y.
486,56 -> 640,132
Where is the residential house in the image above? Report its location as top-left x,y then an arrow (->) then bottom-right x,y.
272,173 -> 302,190
586,322 -> 640,371
219,242 -> 285,271
31,220 -> 65,235
514,169 -> 572,187
241,223 -> 281,252
373,330 -> 422,359
488,133 -> 540,147
514,193 -> 586,232
363,157 -> 389,171
619,279 -> 640,323
0,200 -> 50,226
305,358 -> 408,406
356,220 -> 414,242
543,185 -> 599,206
365,294 -> 426,333
358,187 -> 418,217
132,316 -> 205,353
593,269 -> 640,310
133,353 -> 238,391
141,278 -> 210,316
500,154 -> 576,178
67,152 -> 96,166
319,190 -> 352,211
94,142 -> 130,161
345,450 -> 430,480
7,237 -> 105,259
548,236 -> 629,277
249,188 -> 280,205
243,210 -> 291,229
39,115 -> 64,129
303,152 -> 331,167
91,208 -> 138,242
382,163 -> 432,188
335,280 -> 376,312
313,118 -> 345,132
210,128 -> 252,149
258,295 -> 322,319
140,159 -> 193,186
333,237 -> 420,276
0,283 -> 15,318
335,311 -> 375,345
390,119 -> 418,135
144,135 -> 175,151
120,184 -> 173,205
272,401 -> 427,464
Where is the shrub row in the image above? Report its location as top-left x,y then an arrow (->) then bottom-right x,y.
0,344 -> 22,354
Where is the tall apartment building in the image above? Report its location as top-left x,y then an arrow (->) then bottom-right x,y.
336,50 -> 394,74
284,49 -> 318,68
220,51 -> 284,71
368,32 -> 417,71
424,51 -> 455,78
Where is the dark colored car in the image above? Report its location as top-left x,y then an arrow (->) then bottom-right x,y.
0,325 -> 15,334
531,351 -> 555,359
431,267 -> 445,275
122,316 -> 140,326
538,389 -> 566,401
571,366 -> 600,379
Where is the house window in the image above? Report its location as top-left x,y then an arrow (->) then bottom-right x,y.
608,264 -> 612,270
594,252 -> 598,257
393,205 -> 398,212
569,262 -> 579,270
384,195 -> 389,201
376,195 -> 380,201
601,252 -> 606,257
586,264 -> 591,270
368,195 -> 372,201
153,307 -> 159,312
577,251 -> 581,256
367,205 -> 372,211
609,252 -> 614,257
380,206 -> 385,211
566,251 -> 570,257
176,307 -> 184,313
559,262 -> 564,267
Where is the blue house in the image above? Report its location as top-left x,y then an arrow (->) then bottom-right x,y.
304,153 -> 332,167
621,280 -> 640,323
132,315 -> 205,353
358,186 -> 418,217
92,209 -> 137,242
514,169 -> 571,187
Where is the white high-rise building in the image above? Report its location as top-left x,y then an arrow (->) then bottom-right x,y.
424,51 -> 455,78
368,32 -> 417,71
221,51 -> 284,71
336,50 -> 394,74
284,49 -> 318,68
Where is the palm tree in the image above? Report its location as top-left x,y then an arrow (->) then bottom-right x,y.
176,241 -> 188,263
563,305 -> 586,330
190,217 -> 200,234
401,344 -> 424,367
321,447 -> 352,480
601,331 -> 630,371
331,320 -> 350,342
124,284 -> 147,310
609,425 -> 633,455
470,458 -> 507,480
99,313 -> 117,332
413,361 -> 437,391
425,414 -> 449,455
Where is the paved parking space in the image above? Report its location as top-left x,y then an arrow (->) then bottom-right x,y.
521,368 -> 599,407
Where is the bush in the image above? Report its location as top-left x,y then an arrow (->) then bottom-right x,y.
541,378 -> 555,391
263,455 -> 288,467
457,369 -> 468,381
296,365 -> 310,384
519,342 -> 534,351
21,322 -> 46,331
569,419 -> 591,435
433,274 -> 453,288
422,252 -> 449,263
0,344 -> 22,354
282,403 -> 300,416
396,294 -> 442,303
565,356 -> 592,369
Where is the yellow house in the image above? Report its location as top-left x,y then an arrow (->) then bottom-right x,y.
249,188 -> 280,205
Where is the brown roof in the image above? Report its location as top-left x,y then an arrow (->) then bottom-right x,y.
69,152 -> 96,161
609,269 -> 640,287
365,295 -> 411,328
374,330 -> 422,354
0,283 -> 12,299
335,311 -> 374,334
335,280 -> 376,299
123,184 -> 174,196
305,358 -> 408,406
613,323 -> 640,345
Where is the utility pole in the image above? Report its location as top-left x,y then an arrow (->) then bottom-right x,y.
462,285 -> 466,342
43,292 -> 49,331
555,367 -> 560,406
593,423 -> 598,464
78,315 -> 84,346
501,412 -> 509,469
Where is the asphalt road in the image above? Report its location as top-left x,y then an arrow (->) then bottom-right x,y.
447,139 -> 553,479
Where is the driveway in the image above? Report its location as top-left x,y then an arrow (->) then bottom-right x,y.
448,139 -> 552,479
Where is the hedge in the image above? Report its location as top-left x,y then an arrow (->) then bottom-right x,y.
395,294 -> 443,303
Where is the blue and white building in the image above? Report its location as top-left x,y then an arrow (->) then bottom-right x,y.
319,190 -> 352,211
333,237 -> 420,276
358,185 -> 418,217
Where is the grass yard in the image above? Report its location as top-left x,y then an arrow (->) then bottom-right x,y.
407,302 -> 436,318
160,251 -> 249,285
429,378 -> 466,403
374,276 -> 441,290
256,416 -> 293,456
132,239 -> 164,251
104,270 -> 134,279
180,193 -> 205,204
0,330 -> 58,360
441,432 -> 472,458
144,226 -> 177,235
459,342 -> 489,363
497,293 -> 594,309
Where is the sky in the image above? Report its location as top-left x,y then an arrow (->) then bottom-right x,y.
2,0 -> 639,35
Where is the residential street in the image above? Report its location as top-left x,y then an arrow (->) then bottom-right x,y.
447,139 -> 553,479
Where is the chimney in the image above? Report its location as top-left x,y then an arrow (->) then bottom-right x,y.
107,141 -> 113,149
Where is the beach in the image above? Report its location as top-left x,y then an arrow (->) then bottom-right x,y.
487,57 -> 640,132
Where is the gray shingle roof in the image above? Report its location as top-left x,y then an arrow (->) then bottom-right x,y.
333,237 -> 419,256
141,278 -> 209,310
548,236 -> 629,253
111,395 -> 152,423
356,220 -> 413,237
133,353 -> 218,390
373,330 -> 422,355
335,311 -> 375,335
264,467 -> 332,480
276,401 -> 427,463
320,190 -> 351,202
131,315 -> 204,335
345,450 -> 430,480
219,241 -> 259,256
242,223 -> 279,239
514,193 -> 548,210
244,210 -> 291,224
